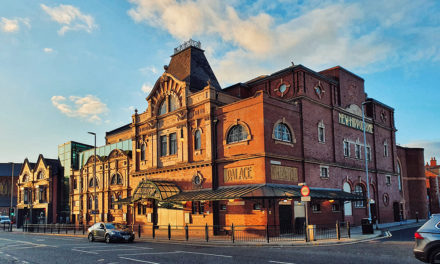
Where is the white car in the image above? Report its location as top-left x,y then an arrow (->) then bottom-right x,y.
0,216 -> 11,224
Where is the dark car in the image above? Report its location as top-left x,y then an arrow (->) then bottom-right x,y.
87,222 -> 135,243
414,214 -> 440,263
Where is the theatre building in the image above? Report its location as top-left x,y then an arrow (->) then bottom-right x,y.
71,40 -> 422,231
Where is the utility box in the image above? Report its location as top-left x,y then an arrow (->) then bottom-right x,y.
307,225 -> 316,241
361,218 -> 374,234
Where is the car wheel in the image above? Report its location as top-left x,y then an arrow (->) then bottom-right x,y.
105,234 -> 111,244
129,238 -> 134,243
88,233 -> 94,242
430,248 -> 440,264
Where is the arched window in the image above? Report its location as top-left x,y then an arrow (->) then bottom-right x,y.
354,184 -> 365,208
111,174 -> 122,185
227,125 -> 248,144
158,99 -> 167,115
94,196 -> 98,210
194,130 -> 201,150
88,196 -> 93,209
141,143 -> 146,161
110,194 -> 115,210
22,174 -> 29,182
37,171 -> 44,179
89,178 -> 98,188
169,94 -> 179,112
274,123 -> 292,142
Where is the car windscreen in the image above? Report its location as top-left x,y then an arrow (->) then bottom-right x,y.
105,223 -> 116,229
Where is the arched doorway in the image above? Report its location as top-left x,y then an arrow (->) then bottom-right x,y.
343,182 -> 352,220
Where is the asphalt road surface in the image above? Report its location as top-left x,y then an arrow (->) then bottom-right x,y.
0,227 -> 421,264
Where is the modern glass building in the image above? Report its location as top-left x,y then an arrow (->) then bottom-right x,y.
58,141 -> 94,214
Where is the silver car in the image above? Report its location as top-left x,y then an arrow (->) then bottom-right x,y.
414,214 -> 440,263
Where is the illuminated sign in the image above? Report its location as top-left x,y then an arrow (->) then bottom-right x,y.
338,113 -> 373,133
224,166 -> 254,183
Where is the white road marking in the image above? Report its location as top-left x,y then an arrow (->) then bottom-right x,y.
118,252 -> 179,256
118,256 -> 159,264
175,251 -> 233,258
71,248 -> 99,254
269,261 -> 296,264
97,259 -> 105,262
94,248 -> 152,252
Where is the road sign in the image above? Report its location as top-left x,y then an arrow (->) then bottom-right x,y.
301,196 -> 311,202
91,210 -> 100,214
300,185 -> 310,197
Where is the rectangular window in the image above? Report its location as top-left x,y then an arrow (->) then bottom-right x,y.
253,203 -> 261,210
312,203 -> 321,212
73,179 -> 77,190
320,166 -> 329,179
386,175 -> 391,185
343,141 -> 350,157
355,144 -> 361,159
384,143 -> 389,157
318,127 -> 325,143
137,203 -> 142,215
332,203 -> 340,212
169,133 -> 177,155
142,205 -> 147,215
366,146 -> 371,161
24,189 -> 29,204
160,135 -> 167,157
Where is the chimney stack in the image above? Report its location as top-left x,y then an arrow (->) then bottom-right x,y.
430,157 -> 437,167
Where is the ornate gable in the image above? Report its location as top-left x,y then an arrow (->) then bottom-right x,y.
148,73 -> 187,116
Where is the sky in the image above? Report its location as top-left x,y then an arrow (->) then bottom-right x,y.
0,0 -> 439,163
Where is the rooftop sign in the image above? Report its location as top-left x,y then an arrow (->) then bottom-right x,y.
338,113 -> 373,133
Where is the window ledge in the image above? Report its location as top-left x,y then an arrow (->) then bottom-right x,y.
225,140 -> 250,148
312,211 -> 322,214
274,140 -> 294,147
320,177 -> 329,180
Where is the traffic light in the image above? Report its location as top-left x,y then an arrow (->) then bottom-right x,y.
10,208 -> 14,216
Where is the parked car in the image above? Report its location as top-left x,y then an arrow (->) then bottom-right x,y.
0,216 -> 11,224
87,222 -> 135,243
414,214 -> 440,263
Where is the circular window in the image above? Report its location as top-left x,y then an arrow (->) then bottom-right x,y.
315,86 -> 322,95
383,193 -> 390,206
192,173 -> 204,187
279,84 -> 287,93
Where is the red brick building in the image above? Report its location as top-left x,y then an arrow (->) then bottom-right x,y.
71,40 -> 423,231
426,158 -> 440,215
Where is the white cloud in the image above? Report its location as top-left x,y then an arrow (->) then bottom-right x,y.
404,140 -> 440,164
0,17 -> 30,33
127,0 -> 440,85
43,48 -> 54,53
51,95 -> 108,123
139,66 -> 158,75
41,4 -> 97,35
141,83 -> 153,94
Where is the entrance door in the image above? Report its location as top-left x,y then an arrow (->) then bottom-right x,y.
279,205 -> 292,234
370,203 -> 377,223
393,202 -> 400,222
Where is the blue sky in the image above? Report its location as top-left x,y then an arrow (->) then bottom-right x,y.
1,0 -> 439,163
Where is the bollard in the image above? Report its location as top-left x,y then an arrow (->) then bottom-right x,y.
152,224 -> 155,239
3,222 -> 5,231
51,225 -> 53,234
44,225 -> 46,233
347,221 -> 351,238
336,220 -> 340,240
37,224 -> 39,233
168,224 -> 171,240
205,224 -> 209,242
138,224 -> 141,238
58,225 -> 60,234
266,224 -> 269,243
82,224 -> 85,235
231,223 -> 235,243
66,225 -> 68,234
416,211 -> 419,223
185,224 -> 189,241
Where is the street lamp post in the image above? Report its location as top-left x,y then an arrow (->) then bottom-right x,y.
10,163 -> 14,221
88,132 -> 97,224
361,102 -> 372,221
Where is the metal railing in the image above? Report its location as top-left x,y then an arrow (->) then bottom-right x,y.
16,221 -> 352,243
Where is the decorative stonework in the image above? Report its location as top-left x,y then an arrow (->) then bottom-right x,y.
273,78 -> 291,97
314,81 -> 325,99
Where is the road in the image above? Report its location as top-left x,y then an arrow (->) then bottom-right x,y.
0,227 -> 421,264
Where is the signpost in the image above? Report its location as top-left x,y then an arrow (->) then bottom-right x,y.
300,184 -> 311,242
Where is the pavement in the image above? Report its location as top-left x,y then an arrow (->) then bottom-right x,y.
2,218 -> 425,247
